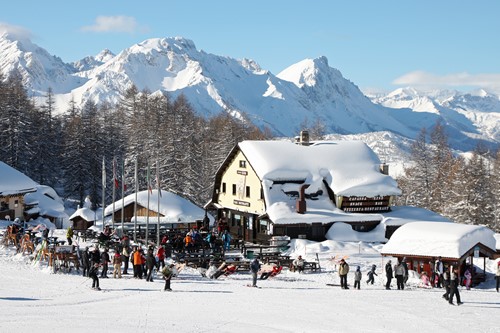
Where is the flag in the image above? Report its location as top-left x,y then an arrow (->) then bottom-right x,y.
113,157 -> 119,189
102,157 -> 106,188
156,161 -> 162,197
147,162 -> 152,194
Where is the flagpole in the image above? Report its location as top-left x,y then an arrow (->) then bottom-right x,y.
146,161 -> 150,247
121,158 -> 125,234
156,160 -> 160,247
112,156 -> 116,231
134,158 -> 138,243
101,157 -> 106,230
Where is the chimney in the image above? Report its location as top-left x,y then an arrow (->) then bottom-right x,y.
296,184 -> 310,214
380,163 -> 389,175
299,130 -> 310,146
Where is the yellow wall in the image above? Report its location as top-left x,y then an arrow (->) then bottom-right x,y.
217,150 -> 265,215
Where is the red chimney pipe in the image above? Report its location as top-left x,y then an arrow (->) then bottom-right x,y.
296,184 -> 310,214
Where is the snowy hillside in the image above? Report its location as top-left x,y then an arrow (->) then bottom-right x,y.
0,33 -> 499,151
372,88 -> 500,147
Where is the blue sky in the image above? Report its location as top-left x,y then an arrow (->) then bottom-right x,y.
1,0 -> 499,93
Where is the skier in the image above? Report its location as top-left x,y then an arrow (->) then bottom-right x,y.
448,266 -> 463,305
394,259 -> 405,290
145,248 -> 156,282
112,251 -> 122,279
385,260 -> 393,290
161,264 -> 175,291
81,246 -> 90,277
442,265 -> 451,301
88,262 -> 101,291
100,247 -> 110,278
366,264 -> 377,285
338,259 -> 350,289
354,266 -> 362,290
250,257 -> 261,287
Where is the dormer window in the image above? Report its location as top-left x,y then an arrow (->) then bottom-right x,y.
239,160 -> 246,168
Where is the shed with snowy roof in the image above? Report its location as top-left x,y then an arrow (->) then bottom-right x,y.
381,222 -> 497,284
209,137 -> 402,243
104,189 -> 213,230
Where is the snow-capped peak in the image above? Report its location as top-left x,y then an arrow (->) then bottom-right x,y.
95,49 -> 115,63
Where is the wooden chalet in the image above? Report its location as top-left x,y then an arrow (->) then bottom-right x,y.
381,222 -> 497,285
0,161 -> 37,221
207,132 -> 402,244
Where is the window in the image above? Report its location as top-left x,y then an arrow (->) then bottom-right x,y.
222,182 -> 226,193
232,184 -> 237,195
239,160 -> 246,168
246,186 -> 250,198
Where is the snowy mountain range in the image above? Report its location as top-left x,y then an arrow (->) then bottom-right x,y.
0,32 -> 499,153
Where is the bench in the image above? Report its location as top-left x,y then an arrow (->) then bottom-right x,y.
289,261 -> 320,272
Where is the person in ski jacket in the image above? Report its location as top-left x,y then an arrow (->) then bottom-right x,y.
366,264 -> 377,285
442,265 -> 451,301
434,257 -> 444,288
338,259 -> 350,289
133,247 -> 144,279
90,247 -> 100,266
222,230 -> 232,251
464,268 -> 472,290
81,246 -> 90,277
156,245 -> 165,270
66,226 -> 74,246
100,248 -> 110,278
394,259 -> 406,290
112,251 -> 122,279
88,262 -> 100,290
250,257 -> 261,287
161,264 -> 175,291
354,266 -> 362,290
145,248 -> 156,282
385,260 -> 393,290
122,244 -> 130,275
292,255 -> 305,273
448,266 -> 463,305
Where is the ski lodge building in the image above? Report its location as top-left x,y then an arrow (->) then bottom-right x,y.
207,132 -> 404,243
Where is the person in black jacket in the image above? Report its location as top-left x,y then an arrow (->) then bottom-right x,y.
81,247 -> 90,277
385,260 -> 393,290
145,248 -> 156,282
88,262 -> 101,291
442,265 -> 450,301
448,266 -> 463,305
366,264 -> 378,284
90,247 -> 100,266
100,248 -> 110,278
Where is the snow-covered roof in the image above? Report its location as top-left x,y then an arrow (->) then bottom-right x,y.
0,161 -> 37,196
239,140 -> 401,197
24,185 -> 68,219
69,207 -> 99,222
381,222 -> 496,259
381,206 -> 451,226
104,190 -> 213,223
236,140 -> 400,225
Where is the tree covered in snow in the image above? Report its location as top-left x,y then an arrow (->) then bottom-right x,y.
397,122 -> 499,231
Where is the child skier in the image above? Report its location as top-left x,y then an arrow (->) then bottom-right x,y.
354,266 -> 362,289
366,264 -> 377,285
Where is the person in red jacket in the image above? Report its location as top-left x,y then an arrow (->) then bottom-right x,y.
156,246 -> 165,270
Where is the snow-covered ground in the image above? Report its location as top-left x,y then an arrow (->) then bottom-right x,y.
1,230 -> 498,333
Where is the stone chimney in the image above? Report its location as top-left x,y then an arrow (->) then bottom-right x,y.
380,163 -> 389,175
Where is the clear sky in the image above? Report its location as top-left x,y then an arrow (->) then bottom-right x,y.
1,0 -> 500,94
